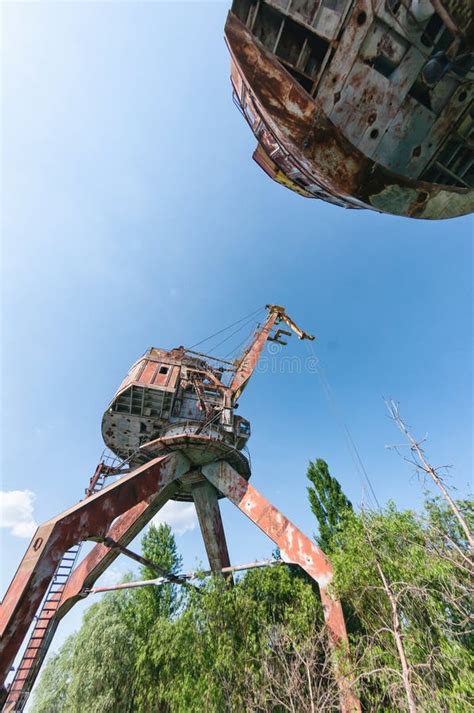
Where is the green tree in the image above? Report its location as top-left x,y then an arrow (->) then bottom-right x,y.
30,634 -> 76,713
31,523 -> 183,713
130,522 -> 184,711
32,493 -> 473,713
307,458 -> 353,553
64,593 -> 138,713
133,563 -> 323,713
330,501 -> 474,712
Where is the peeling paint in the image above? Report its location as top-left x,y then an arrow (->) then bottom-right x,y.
225,6 -> 473,219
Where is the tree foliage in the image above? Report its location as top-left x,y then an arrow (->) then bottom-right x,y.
30,635 -> 76,713
330,500 -> 473,711
307,458 -> 353,553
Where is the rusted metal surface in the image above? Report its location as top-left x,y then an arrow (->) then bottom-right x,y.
0,452 -> 190,689
140,433 -> 251,490
3,465 -> 113,712
101,305 -> 311,500
225,4 -> 473,219
229,310 -> 279,399
1,306 -> 356,711
202,460 -> 360,712
54,481 -> 187,623
191,481 -> 232,575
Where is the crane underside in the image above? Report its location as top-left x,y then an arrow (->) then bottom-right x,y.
226,0 -> 474,219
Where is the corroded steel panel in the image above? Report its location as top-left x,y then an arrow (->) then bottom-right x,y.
0,452 -> 190,688
225,4 -> 474,218
57,481 -> 182,615
192,481 -> 232,573
100,306 -> 304,495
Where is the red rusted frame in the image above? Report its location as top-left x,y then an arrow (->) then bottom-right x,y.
1,451 -> 359,713
0,452 -> 190,688
229,310 -> 279,400
202,461 -> 361,713
191,481 -> 231,575
55,481 -> 183,617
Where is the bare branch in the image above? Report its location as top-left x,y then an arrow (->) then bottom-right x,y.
386,400 -> 473,549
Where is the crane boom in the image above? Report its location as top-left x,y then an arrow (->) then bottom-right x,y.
229,305 -> 315,402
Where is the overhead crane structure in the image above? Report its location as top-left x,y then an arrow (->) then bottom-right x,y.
0,305 -> 360,712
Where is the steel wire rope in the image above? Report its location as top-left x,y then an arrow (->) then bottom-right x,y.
222,324 -> 262,361
305,342 -> 381,510
188,306 -> 265,351
184,311 -> 269,475
206,313 -> 265,356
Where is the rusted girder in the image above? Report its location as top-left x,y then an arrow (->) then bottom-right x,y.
0,452 -> 190,688
97,537 -> 200,592
191,480 -> 232,578
1,449 -> 359,713
229,308 -> 279,401
201,461 -> 360,713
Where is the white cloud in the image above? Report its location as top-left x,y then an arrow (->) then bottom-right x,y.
97,566 -> 128,587
0,490 -> 37,538
152,500 -> 197,535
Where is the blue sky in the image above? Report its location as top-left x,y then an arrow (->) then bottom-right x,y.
1,0 -> 472,670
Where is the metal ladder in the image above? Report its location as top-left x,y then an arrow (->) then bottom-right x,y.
3,462 -> 113,712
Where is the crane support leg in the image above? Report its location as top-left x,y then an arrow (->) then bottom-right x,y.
201,461 -> 360,713
56,481 -> 183,617
0,452 -> 190,689
191,481 -> 231,574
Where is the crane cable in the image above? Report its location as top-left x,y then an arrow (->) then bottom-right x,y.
207,312 -> 264,356
188,306 -> 265,351
305,341 -> 381,511
223,323 -> 262,360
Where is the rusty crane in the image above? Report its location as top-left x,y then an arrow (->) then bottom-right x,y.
0,305 -> 360,712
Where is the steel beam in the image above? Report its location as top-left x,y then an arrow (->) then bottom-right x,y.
191,481 -> 231,574
201,461 -> 360,713
56,483 -> 182,617
0,452 -> 190,687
